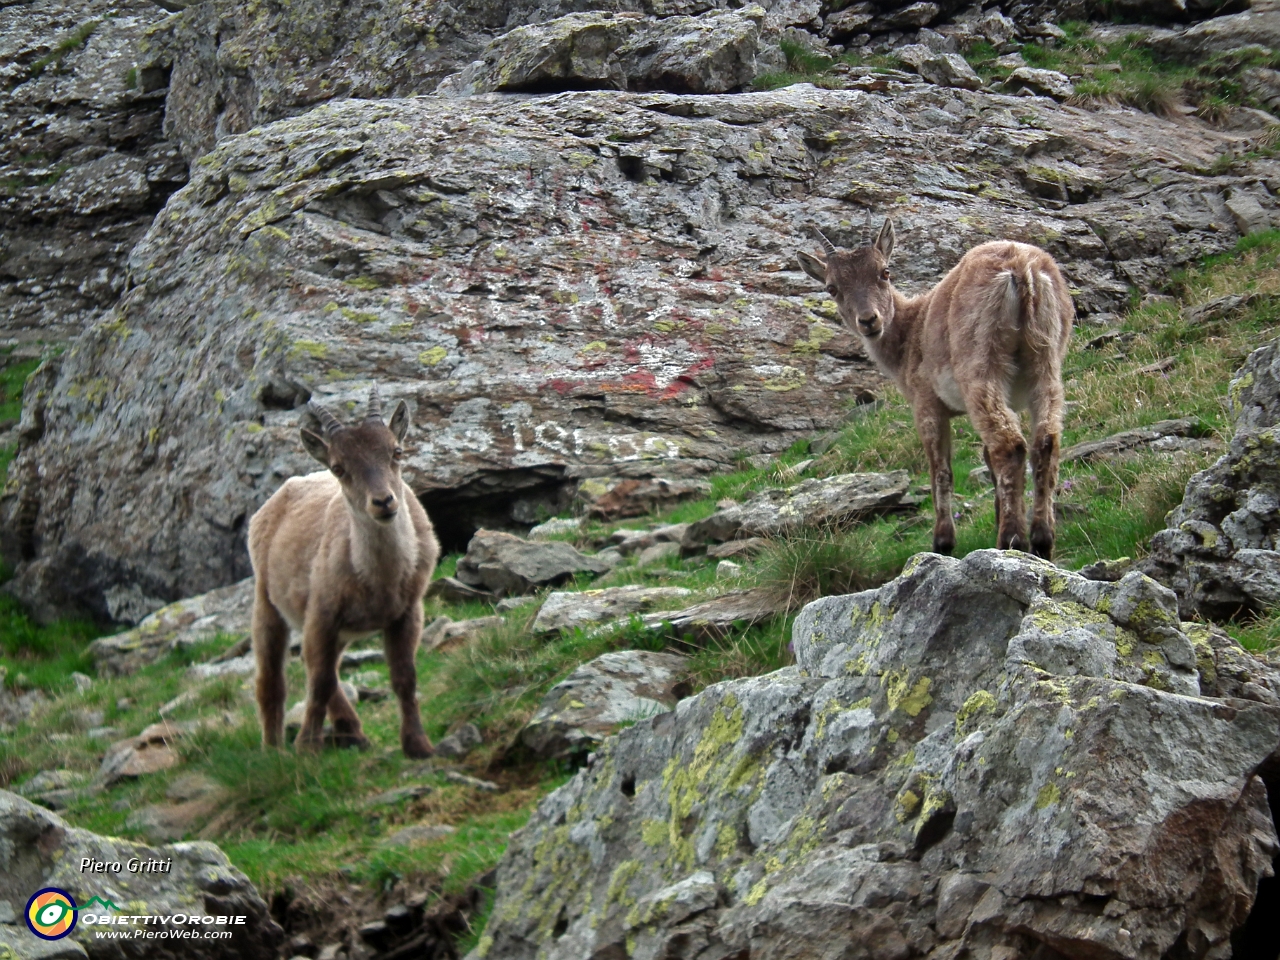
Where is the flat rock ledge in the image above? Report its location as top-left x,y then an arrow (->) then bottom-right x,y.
684,470 -> 912,546
89,578 -> 254,677
474,550 -> 1280,960
521,650 -> 691,760
0,789 -> 281,959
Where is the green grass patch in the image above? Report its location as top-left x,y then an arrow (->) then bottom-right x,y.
0,353 -> 43,481
968,23 -> 1280,121
1227,610 -> 1280,652
0,594 -> 100,692
751,40 -> 901,91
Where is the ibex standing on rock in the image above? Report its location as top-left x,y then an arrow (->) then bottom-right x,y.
797,217 -> 1073,559
249,385 -> 440,757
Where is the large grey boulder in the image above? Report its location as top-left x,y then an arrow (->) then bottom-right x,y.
456,530 -> 611,598
1150,5 -> 1280,61
1006,66 -> 1075,100
0,0 -> 185,346
450,9 -> 766,96
6,82 -> 1278,619
88,578 -> 254,677
684,470 -> 911,545
474,550 -> 1280,960
0,789 -> 281,959
1142,339 -> 1280,618
896,45 -> 981,90
520,650 -> 691,758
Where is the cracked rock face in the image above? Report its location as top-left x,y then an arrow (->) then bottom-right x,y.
0,0 -> 186,346
5,81 -> 1278,619
0,789 -> 281,959
447,9 -> 768,97
473,550 -> 1280,960
1142,339 -> 1280,619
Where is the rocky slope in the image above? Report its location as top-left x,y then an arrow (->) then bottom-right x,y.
1143,338 -> 1280,621
6,69 -> 1278,619
475,550 -> 1280,960
0,0 -> 185,346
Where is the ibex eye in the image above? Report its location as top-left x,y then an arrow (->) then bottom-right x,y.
393,447 -> 404,460
331,465 -> 346,479
880,269 -> 891,281
826,285 -> 837,295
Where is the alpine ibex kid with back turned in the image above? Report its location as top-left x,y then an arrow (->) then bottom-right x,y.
248,384 -> 440,757
797,216 -> 1073,559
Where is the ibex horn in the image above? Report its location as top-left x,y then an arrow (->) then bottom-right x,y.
813,226 -> 837,255
861,209 -> 873,246
309,401 -> 342,437
365,382 -> 383,422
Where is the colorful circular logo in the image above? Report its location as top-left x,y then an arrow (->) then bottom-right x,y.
25,888 -> 78,940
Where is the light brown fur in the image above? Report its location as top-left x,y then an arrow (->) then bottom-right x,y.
247,387 -> 440,757
798,219 -> 1073,559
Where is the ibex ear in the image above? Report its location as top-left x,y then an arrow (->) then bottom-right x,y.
387,400 -> 411,442
796,250 -> 828,283
876,219 -> 895,260
300,428 -> 330,466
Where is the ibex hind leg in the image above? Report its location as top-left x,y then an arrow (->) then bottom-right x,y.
1028,382 -> 1064,561
967,386 -> 1029,552
252,588 -> 290,749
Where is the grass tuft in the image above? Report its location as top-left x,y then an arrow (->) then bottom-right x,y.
28,20 -> 99,79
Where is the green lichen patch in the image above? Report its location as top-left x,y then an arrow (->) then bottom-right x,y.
883,668 -> 932,718
1034,782 -> 1061,809
955,689 -> 997,737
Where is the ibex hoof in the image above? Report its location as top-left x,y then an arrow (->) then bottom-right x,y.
932,535 -> 955,556
1030,523 -> 1054,561
403,734 -> 434,759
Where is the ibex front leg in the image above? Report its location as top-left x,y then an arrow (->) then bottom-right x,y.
385,606 -> 433,759
913,397 -> 956,555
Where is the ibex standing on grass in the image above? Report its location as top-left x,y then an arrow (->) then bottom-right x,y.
797,217 -> 1073,559
249,385 -> 440,757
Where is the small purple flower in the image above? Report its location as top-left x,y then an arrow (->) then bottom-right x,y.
953,511 -> 962,520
